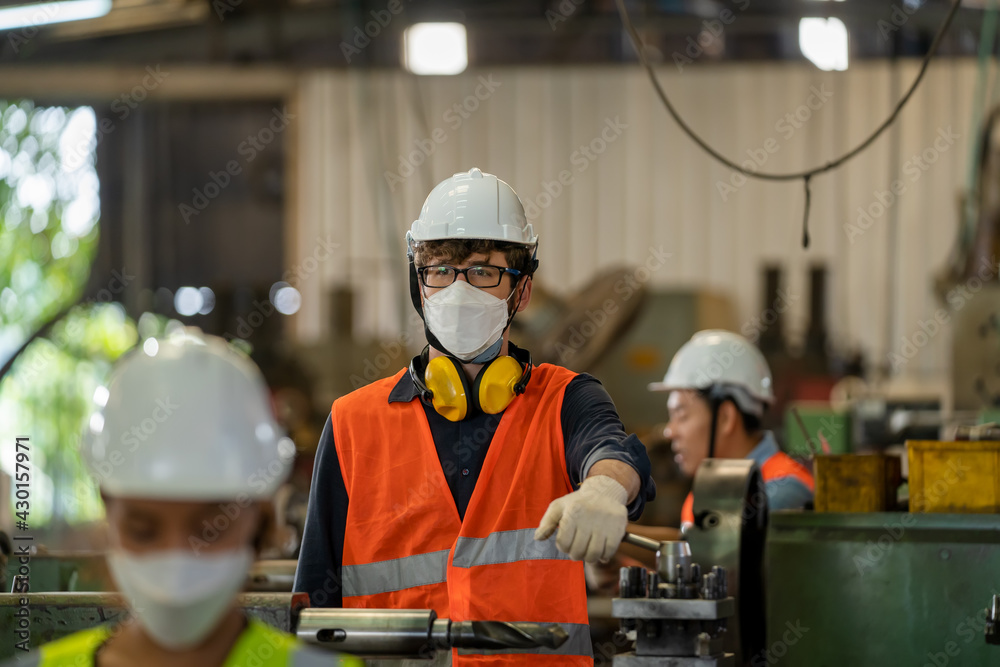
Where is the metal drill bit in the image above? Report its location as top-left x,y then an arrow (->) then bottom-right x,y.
451,621 -> 570,650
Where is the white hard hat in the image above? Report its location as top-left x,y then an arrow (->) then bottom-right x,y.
82,329 -> 293,501
648,330 -> 774,417
407,167 -> 537,247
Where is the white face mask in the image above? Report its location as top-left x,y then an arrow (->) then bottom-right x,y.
423,280 -> 515,362
106,547 -> 253,650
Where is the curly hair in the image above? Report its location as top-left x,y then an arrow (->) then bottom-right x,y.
412,239 -> 535,283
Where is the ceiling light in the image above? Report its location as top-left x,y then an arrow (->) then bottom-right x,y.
404,22 -> 467,75
799,17 -> 849,71
0,0 -> 112,32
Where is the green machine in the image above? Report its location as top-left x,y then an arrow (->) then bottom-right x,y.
6,487 -> 1000,664
2,553 -> 108,595
765,512 -> 1000,666
606,461 -> 1000,665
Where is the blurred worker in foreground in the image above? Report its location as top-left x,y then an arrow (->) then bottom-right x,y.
650,330 -> 814,533
294,168 -> 655,665
4,331 -> 359,667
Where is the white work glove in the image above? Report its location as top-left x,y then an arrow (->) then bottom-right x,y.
533,475 -> 629,563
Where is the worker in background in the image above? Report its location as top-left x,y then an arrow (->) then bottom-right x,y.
3,331 -> 359,667
294,167 -> 655,666
649,329 -> 814,533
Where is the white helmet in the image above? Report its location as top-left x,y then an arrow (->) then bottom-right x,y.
82,329 -> 293,500
406,167 -> 537,247
648,330 -> 774,417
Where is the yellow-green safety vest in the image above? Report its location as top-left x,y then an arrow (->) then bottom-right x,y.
9,619 -> 361,667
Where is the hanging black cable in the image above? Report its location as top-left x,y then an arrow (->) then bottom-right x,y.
615,0 -> 963,247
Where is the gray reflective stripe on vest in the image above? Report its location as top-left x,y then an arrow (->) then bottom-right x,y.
342,549 -> 450,597
452,528 -> 570,568
455,622 -> 592,657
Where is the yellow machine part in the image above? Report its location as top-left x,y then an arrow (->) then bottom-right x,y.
908,440 -> 1000,512
814,454 -> 901,513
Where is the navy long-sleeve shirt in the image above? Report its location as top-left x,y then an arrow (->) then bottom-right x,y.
293,370 -> 655,607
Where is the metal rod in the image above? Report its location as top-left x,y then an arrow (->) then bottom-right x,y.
622,532 -> 662,552
791,407 -> 821,457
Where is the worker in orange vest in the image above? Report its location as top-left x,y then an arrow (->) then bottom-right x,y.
294,168 -> 655,666
649,330 -> 814,531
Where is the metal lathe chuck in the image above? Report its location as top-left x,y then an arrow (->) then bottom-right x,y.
612,539 -> 735,666
612,458 -> 767,666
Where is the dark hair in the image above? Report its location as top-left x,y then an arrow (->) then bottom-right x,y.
695,388 -> 762,435
412,239 -> 535,281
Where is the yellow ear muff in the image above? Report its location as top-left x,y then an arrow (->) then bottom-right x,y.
475,355 -> 524,415
425,356 -> 470,422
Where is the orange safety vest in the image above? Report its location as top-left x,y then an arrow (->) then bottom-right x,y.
332,364 -> 592,666
681,449 -> 814,526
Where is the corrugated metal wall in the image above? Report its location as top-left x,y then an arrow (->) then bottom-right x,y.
291,60 -> 981,379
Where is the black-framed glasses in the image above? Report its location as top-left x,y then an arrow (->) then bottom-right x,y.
417,264 -> 523,289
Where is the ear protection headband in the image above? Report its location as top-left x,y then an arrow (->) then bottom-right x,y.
409,344 -> 532,422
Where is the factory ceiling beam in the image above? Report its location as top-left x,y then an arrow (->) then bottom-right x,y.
0,0 -> 986,66
0,65 -> 297,103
